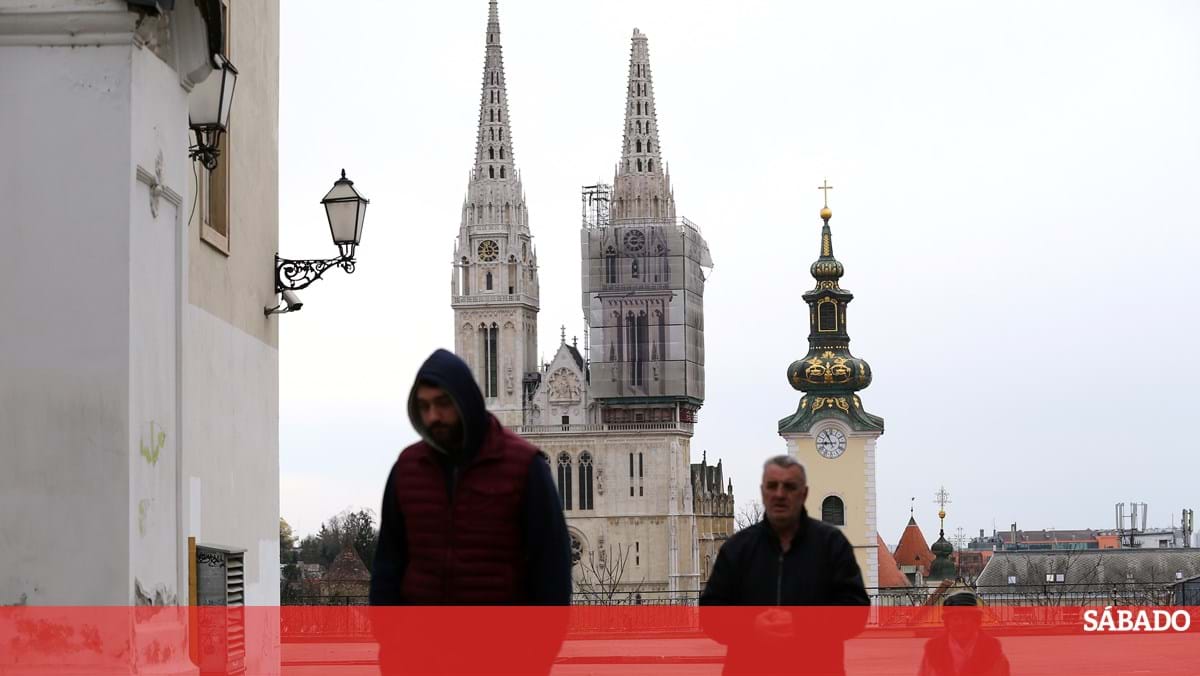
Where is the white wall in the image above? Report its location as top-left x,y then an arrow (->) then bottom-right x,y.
0,39 -> 140,605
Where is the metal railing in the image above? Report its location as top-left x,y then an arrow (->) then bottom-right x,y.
515,421 -> 694,435
451,293 -> 538,306
280,583 -> 1189,641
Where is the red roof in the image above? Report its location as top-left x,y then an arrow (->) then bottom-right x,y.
325,545 -> 371,582
877,533 -> 910,588
893,517 -> 933,576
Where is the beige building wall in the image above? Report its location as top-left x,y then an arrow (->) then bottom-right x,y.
785,424 -> 880,590
183,0 -> 282,613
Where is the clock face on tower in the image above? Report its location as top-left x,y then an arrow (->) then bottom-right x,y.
477,240 -> 499,262
815,427 -> 847,459
623,229 -> 645,253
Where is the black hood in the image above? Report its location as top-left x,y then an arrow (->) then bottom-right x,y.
407,349 -> 489,457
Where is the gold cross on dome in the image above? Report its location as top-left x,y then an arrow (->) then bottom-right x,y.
817,178 -> 834,208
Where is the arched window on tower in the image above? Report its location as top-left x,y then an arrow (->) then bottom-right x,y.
636,140 -> 642,153
461,257 -> 470,295
489,147 -> 495,160
498,128 -> 503,141
490,128 -> 495,141
487,323 -> 499,397
489,166 -> 495,179
485,271 -> 493,291
647,141 -> 652,152
578,452 -> 594,510
821,496 -> 845,526
637,159 -> 643,172
636,121 -> 642,133
499,147 -> 504,159
605,249 -> 617,284
557,453 -> 573,510
499,166 -> 505,178
647,160 -> 653,171
490,109 -> 494,122
631,258 -> 639,279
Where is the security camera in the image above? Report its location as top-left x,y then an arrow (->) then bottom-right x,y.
265,289 -> 303,316
282,289 -> 303,312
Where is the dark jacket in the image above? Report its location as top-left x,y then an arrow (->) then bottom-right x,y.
700,511 -> 870,675
919,633 -> 1010,676
369,349 -> 572,605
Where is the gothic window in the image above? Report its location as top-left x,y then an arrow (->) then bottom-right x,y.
498,128 -> 503,141
637,159 -> 643,171
490,128 -> 495,141
615,310 -> 624,364
639,452 -> 644,478
489,166 -> 495,179
557,453 -> 573,510
461,257 -> 470,294
605,250 -> 617,284
500,166 -> 505,178
499,147 -> 504,159
647,141 -> 652,152
657,311 -> 666,361
489,147 -> 495,160
629,453 -> 634,478
498,110 -> 501,122
631,259 -> 639,279
626,311 -> 637,383
487,323 -> 499,397
490,109 -> 494,122
647,160 -> 653,172
636,121 -> 642,133
821,496 -> 845,526
636,140 -> 642,153
578,452 -> 594,510
508,261 -> 516,294
485,271 -> 493,290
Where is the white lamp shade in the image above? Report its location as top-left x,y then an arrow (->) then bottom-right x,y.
322,171 -> 368,247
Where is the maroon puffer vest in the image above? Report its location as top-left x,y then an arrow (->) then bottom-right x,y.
394,415 -> 538,603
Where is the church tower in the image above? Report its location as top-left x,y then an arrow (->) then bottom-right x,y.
581,28 -> 710,420
778,189 -> 885,589
451,0 -> 539,427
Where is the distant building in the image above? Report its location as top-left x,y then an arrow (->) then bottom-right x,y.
975,549 -> 1200,604
323,546 -> 371,598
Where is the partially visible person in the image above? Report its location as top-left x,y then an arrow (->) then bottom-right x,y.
918,592 -> 1010,676
369,349 -> 571,673
700,455 -> 869,675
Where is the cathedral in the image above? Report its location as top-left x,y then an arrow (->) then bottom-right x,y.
449,1 -> 733,598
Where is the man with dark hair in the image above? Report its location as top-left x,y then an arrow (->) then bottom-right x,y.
369,349 -> 570,672
700,454 -> 869,675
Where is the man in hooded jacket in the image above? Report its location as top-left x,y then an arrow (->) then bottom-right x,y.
369,349 -> 571,672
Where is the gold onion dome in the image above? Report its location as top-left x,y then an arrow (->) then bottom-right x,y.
778,183 -> 884,434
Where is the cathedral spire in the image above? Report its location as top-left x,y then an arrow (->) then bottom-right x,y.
458,0 -> 527,233
612,28 -> 675,222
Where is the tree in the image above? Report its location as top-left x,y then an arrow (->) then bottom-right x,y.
280,518 -> 301,603
574,543 -> 645,604
735,501 -> 764,531
279,518 -> 297,564
294,508 -> 380,572
297,534 -> 323,566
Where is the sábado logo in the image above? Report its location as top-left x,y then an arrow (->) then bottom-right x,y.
1082,607 -> 1192,632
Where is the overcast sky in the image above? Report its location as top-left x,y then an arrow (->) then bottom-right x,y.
278,0 -> 1200,547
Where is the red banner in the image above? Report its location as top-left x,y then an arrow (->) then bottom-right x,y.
0,606 -> 1196,674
